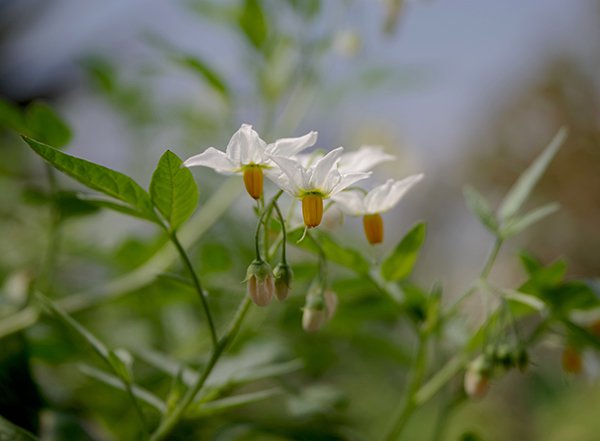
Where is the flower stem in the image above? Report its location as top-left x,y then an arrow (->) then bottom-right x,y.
384,332 -> 428,441
149,296 -> 252,441
272,202 -> 287,263
254,191 -> 284,261
168,231 -> 218,349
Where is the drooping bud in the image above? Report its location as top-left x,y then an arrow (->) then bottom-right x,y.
362,213 -> 384,245
302,194 -> 324,228
273,262 -> 293,301
562,346 -> 582,374
243,164 -> 263,200
464,355 -> 492,399
302,286 -> 338,332
245,259 -> 274,306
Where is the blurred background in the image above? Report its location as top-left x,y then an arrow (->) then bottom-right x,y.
1,0 -> 599,440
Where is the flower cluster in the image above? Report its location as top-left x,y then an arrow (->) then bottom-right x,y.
184,124 -> 423,324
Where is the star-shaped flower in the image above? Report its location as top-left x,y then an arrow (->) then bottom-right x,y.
183,124 -> 317,199
270,147 -> 371,228
332,174 -> 424,244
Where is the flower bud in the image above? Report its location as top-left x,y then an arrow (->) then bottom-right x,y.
302,288 -> 338,332
562,346 -> 582,374
245,259 -> 274,306
273,262 -> 293,301
464,355 -> 492,399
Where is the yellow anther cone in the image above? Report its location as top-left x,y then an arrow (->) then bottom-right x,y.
363,214 -> 383,245
243,165 -> 263,200
302,194 -> 323,228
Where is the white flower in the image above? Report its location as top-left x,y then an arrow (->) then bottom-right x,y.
183,124 -> 317,199
332,174 -> 423,216
332,174 -> 423,244
270,147 -> 371,227
338,145 -> 395,173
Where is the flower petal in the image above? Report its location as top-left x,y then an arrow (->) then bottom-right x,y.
331,190 -> 367,215
339,145 -> 396,173
329,171 -> 371,197
269,156 -> 306,196
267,131 -> 318,157
309,147 -> 344,190
365,174 -> 424,213
183,147 -> 237,174
226,124 -> 267,166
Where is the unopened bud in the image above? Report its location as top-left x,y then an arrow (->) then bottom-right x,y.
273,263 -> 293,301
245,259 -> 274,306
302,288 -> 338,332
464,355 -> 492,399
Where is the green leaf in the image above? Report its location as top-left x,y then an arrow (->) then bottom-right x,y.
36,293 -> 110,360
463,186 -> 498,233
238,0 -> 268,50
187,388 -> 282,417
108,349 -> 133,383
498,127 -> 567,221
0,99 -> 27,132
78,364 -> 166,413
289,229 -> 370,274
171,54 -> 230,102
381,222 -> 427,282
0,415 -> 38,441
25,102 -> 72,148
150,150 -> 198,230
500,203 -> 560,238
76,194 -> 156,221
23,137 -> 158,222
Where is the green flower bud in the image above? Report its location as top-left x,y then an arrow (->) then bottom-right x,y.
245,259 -> 274,307
302,286 -> 338,333
273,262 -> 293,301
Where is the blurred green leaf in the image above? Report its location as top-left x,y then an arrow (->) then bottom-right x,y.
502,288 -> 546,315
23,137 -> 159,223
22,188 -> 100,219
500,203 -> 560,238
36,293 -> 110,360
78,364 -> 166,414
171,54 -> 231,102
0,99 -> 27,132
108,349 -> 133,383
287,384 -> 346,417
76,194 -> 155,222
381,222 -> 426,282
289,229 -> 370,275
150,150 -> 198,230
498,127 -> 567,221
25,102 -> 72,149
463,186 -> 498,233
0,415 -> 38,441
188,388 -> 282,417
238,0 -> 268,50
199,242 -> 233,273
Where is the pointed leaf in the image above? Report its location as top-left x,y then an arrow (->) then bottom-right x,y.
381,222 -> 426,282
463,186 -> 498,233
238,0 -> 268,50
23,137 -> 158,222
500,203 -> 560,238
171,54 -> 230,102
78,364 -> 166,413
187,388 -> 282,417
25,102 -> 72,148
36,293 -> 109,360
498,127 -> 567,221
150,150 -> 198,230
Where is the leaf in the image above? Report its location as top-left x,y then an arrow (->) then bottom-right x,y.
381,222 -> 426,282
76,194 -> 155,221
150,150 -> 198,230
0,99 -> 27,132
36,293 -> 110,360
463,186 -> 498,233
187,388 -> 282,417
23,137 -> 158,222
25,102 -> 72,148
289,228 -> 370,274
500,203 -> 560,238
498,127 -> 567,221
78,364 -> 166,413
238,0 -> 268,50
171,54 -> 230,102
108,349 -> 133,383
0,415 -> 38,441
502,289 -> 546,313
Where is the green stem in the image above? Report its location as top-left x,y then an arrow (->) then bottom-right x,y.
384,332 -> 428,441
149,296 -> 252,441
169,231 -> 218,349
125,380 -> 149,438
40,164 -> 61,293
272,202 -> 287,263
254,191 -> 284,261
